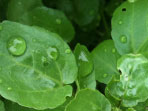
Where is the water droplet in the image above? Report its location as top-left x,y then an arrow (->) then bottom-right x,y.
0,79 -> 2,83
7,36 -> 26,56
112,48 -> 116,53
0,25 -> 2,31
118,21 -> 123,25
65,49 -> 71,54
7,87 -> 12,91
56,19 -> 62,24
127,88 -> 137,96
42,56 -> 48,66
32,38 -> 37,42
78,51 -> 88,62
103,74 -> 107,78
120,35 -> 127,43
128,0 -> 137,3
124,75 -> 129,81
47,46 -> 59,60
104,49 -> 107,52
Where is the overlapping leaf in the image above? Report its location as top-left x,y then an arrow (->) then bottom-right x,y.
91,40 -> 120,84
107,54 -> 148,107
0,100 -> 5,111
0,21 -> 78,110
112,0 -> 148,55
65,89 -> 111,111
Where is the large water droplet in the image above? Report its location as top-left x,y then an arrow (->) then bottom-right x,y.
7,36 -> 26,56
120,35 -> 127,43
56,19 -> 62,24
65,49 -> 71,54
47,46 -> 59,60
78,51 -> 88,62
0,25 -> 2,31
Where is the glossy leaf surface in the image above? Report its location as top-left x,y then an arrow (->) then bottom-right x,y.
7,0 -> 43,21
91,40 -> 120,84
108,54 -> 148,107
0,21 -> 78,110
65,89 -> 111,111
112,0 -> 148,55
74,43 -> 93,77
19,6 -> 75,42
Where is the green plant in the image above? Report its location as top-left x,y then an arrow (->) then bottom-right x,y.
0,0 -> 148,111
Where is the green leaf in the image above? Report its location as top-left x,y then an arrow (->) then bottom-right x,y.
65,89 -> 111,111
7,0 -> 43,21
105,88 -> 120,107
4,97 -> 73,111
74,43 -> 93,77
0,100 -> 5,111
77,70 -> 96,90
91,40 -> 121,84
112,0 -> 148,55
107,54 -> 148,107
19,6 -> 75,42
0,21 -> 78,110
74,43 -> 96,90
73,0 -> 99,26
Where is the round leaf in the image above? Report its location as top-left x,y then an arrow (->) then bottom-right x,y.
112,0 -> 148,55
107,54 -> 148,107
7,0 -> 43,21
91,40 -> 121,84
19,6 -> 75,42
0,21 -> 77,110
65,89 -> 111,111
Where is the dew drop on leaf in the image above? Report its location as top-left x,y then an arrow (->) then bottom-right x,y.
120,35 -> 127,43
41,56 -> 49,66
65,49 -> 71,54
7,36 -> 26,56
118,21 -> 123,25
0,79 -> 2,83
47,46 -> 59,60
56,19 -> 62,24
32,38 -> 37,42
103,74 -> 107,78
112,48 -> 116,53
104,49 -> 107,52
7,87 -> 12,91
78,51 -> 88,62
